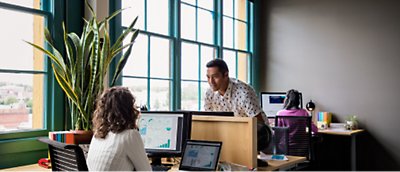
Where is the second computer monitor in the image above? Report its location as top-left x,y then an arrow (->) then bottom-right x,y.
138,111 -> 192,157
260,92 -> 303,117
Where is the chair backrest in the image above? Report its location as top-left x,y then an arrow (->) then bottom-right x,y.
275,116 -> 312,159
38,137 -> 88,171
272,126 -> 289,155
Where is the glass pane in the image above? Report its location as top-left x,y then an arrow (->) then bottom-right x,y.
198,9 -> 213,44
234,0 -> 247,21
181,4 -> 196,41
0,0 -> 39,9
235,20 -> 247,50
149,79 -> 170,110
150,37 -> 171,78
223,0 -> 233,17
181,81 -> 199,110
181,0 -> 196,5
122,0 -> 145,30
223,50 -> 236,78
0,73 -> 44,133
0,8 -> 44,71
181,42 -> 199,80
200,81 -> 209,110
123,33 -> 148,77
147,0 -> 169,34
238,52 -> 249,83
123,77 -> 148,108
200,45 -> 216,81
198,0 -> 213,11
223,17 -> 233,48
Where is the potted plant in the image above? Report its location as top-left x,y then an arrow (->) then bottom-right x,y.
26,2 -> 139,134
345,115 -> 358,130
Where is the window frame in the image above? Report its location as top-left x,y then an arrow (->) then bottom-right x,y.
117,0 -> 254,111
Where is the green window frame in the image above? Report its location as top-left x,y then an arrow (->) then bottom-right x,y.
0,0 -> 71,168
119,0 -> 254,111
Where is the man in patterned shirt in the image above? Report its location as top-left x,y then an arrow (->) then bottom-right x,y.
204,59 -> 271,152
204,59 -> 268,125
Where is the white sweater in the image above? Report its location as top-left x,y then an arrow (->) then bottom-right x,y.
87,129 -> 151,171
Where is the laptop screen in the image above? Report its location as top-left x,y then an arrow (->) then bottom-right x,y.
179,140 -> 222,171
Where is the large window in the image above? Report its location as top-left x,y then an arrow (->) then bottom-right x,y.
0,0 -> 48,133
121,0 -> 253,111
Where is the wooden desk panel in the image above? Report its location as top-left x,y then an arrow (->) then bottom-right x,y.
318,129 -> 364,136
191,116 -> 257,168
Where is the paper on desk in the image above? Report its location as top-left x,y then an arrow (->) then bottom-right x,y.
258,152 -> 288,161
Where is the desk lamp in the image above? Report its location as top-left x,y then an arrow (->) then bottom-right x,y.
306,100 -> 315,116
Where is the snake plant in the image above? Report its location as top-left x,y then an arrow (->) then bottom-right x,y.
26,2 -> 139,130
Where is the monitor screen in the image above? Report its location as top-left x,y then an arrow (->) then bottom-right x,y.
179,140 -> 222,171
191,111 -> 234,117
139,111 -> 192,157
260,92 -> 303,117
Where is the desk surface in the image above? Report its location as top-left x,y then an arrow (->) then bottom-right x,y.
258,155 -> 307,171
3,156 -> 306,172
1,164 -> 50,171
318,129 -> 364,136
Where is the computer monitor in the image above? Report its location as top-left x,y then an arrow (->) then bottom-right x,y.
138,111 -> 192,159
190,111 -> 234,117
260,92 -> 303,117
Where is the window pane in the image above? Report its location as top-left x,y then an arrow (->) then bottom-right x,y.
238,52 -> 249,83
181,42 -> 199,80
200,45 -> 216,81
234,0 -> 247,21
223,17 -> 233,48
235,20 -> 247,51
147,0 -> 169,34
223,50 -> 236,78
0,0 -> 39,9
181,81 -> 198,110
223,0 -> 233,17
149,79 -> 170,110
150,37 -> 171,78
200,81 -> 209,110
181,0 -> 196,5
123,33 -> 148,77
198,0 -> 213,11
0,8 -> 45,71
0,73 -> 44,133
122,0 -> 145,30
123,77 -> 148,108
198,9 -> 213,44
181,4 -> 196,41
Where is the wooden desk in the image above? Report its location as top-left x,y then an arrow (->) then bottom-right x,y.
1,164 -> 50,171
258,156 -> 307,171
318,128 -> 364,171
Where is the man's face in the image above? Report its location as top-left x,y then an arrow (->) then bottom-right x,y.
206,67 -> 228,91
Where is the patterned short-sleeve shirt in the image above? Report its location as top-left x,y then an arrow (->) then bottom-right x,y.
204,78 -> 266,119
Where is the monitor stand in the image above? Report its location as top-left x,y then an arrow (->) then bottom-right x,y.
151,157 -> 162,165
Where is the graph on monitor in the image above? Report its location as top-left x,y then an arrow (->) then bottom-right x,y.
139,114 -> 179,150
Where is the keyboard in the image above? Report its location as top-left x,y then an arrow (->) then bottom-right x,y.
151,165 -> 171,171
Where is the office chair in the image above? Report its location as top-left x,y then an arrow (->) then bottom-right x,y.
275,116 -> 312,159
38,137 -> 88,171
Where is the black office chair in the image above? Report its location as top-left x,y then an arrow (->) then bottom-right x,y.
38,137 -> 88,171
275,116 -> 312,159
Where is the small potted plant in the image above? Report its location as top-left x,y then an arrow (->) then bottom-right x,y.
345,115 -> 358,130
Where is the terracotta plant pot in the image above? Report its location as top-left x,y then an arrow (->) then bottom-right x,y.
71,130 -> 93,144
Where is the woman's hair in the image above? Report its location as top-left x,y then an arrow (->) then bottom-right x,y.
283,89 -> 301,110
92,86 -> 139,139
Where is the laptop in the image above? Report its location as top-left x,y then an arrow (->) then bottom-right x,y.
179,140 -> 223,171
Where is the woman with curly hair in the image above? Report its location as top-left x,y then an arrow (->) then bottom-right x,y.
87,86 -> 151,171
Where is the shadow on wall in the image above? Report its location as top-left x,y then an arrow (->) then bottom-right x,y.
358,130 -> 400,170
